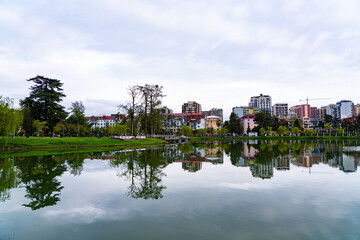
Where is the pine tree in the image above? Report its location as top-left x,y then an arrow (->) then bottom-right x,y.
20,76 -> 68,131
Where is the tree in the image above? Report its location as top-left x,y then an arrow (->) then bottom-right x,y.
197,128 -> 207,136
337,127 -> 345,135
20,76 -> 68,131
254,112 -> 272,130
216,119 -> 222,129
228,112 -> 242,135
128,86 -> 140,136
118,86 -> 140,136
0,96 -> 23,138
259,127 -> 265,136
33,120 -> 48,137
277,125 -> 287,136
341,119 -> 355,132
291,127 -> 300,136
292,116 -> 302,129
179,126 -> 193,136
138,84 -> 165,135
67,101 -> 86,126
147,85 -> 165,135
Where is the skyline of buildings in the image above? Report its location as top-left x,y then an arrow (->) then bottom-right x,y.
85,93 -> 360,132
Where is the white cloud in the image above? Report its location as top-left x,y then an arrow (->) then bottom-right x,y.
0,0 -> 360,119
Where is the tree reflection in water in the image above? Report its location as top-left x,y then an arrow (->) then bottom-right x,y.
109,149 -> 167,200
0,158 -> 20,202
18,155 -> 66,210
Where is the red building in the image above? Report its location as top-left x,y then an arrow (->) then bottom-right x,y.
290,104 -> 311,118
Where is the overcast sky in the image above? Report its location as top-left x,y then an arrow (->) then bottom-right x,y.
1,0 -> 360,119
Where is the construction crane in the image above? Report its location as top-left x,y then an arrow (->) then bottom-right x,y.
299,97 -> 330,105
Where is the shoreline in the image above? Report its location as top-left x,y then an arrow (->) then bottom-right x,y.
189,136 -> 360,141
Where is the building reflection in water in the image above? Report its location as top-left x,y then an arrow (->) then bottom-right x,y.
161,143 -> 223,173
228,141 -> 359,179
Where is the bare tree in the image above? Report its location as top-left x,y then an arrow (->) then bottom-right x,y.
118,85 -> 141,136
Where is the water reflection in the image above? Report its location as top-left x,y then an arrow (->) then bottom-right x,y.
0,140 -> 359,210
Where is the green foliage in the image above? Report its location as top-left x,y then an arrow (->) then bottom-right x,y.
277,125 -> 287,136
228,112 -> 242,135
291,127 -> 300,135
259,127 -> 266,136
292,116 -> 302,128
33,120 -> 48,136
337,128 -> 345,134
106,124 -> 128,135
197,128 -> 207,135
254,112 -> 272,129
0,96 -> 23,138
67,101 -> 87,126
218,127 -> 229,135
179,143 -> 194,154
216,119 -> 222,128
254,113 -> 287,133
305,129 -> 315,136
137,84 -> 165,135
179,126 -> 193,136
20,76 -> 68,131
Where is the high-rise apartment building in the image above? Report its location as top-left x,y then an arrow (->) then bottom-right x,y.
182,101 -> 202,114
289,104 -> 311,119
319,107 -> 327,119
325,104 -> 336,117
334,100 -> 354,119
310,107 -> 320,120
273,103 -> 288,119
249,94 -> 272,115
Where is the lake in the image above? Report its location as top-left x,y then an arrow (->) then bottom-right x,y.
1,140 -> 360,240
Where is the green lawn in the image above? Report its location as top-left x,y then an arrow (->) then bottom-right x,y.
0,137 -> 167,150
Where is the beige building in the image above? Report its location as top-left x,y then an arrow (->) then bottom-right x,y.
205,116 -> 222,130
356,104 -> 360,116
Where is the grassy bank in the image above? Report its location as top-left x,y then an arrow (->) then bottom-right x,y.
190,135 -> 360,141
0,144 -> 165,158
0,137 -> 167,150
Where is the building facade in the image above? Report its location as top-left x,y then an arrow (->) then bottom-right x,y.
249,94 -> 272,115
319,107 -> 327,119
86,114 -> 125,129
325,104 -> 336,117
289,104 -> 311,119
241,114 -> 258,133
202,108 -> 223,120
334,100 -> 354,119
161,106 -> 173,114
233,106 -> 259,119
163,113 -> 205,133
205,116 -> 222,130
355,104 -> 360,116
182,101 -> 202,114
310,107 -> 319,120
273,103 -> 288,119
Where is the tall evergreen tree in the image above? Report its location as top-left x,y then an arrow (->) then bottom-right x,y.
228,112 -> 242,135
20,76 -> 68,131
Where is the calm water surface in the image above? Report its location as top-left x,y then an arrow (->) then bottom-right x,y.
1,140 -> 360,240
